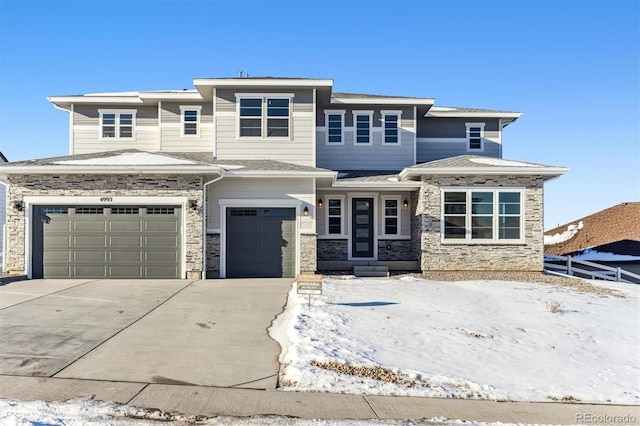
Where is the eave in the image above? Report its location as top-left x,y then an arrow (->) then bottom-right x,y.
331,97 -> 434,105
0,165 -> 223,177
399,166 -> 569,181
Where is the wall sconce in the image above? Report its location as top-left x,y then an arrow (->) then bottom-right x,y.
14,201 -> 24,212
403,199 -> 409,209
188,199 -> 198,210
303,206 -> 310,216
317,198 -> 323,208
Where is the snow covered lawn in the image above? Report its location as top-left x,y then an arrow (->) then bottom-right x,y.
270,276 -> 639,403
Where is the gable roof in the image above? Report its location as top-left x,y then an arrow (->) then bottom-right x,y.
399,155 -> 568,181
544,202 -> 640,255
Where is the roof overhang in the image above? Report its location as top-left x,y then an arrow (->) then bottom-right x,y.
424,110 -> 522,126
223,170 -> 337,179
0,165 -> 224,177
399,166 -> 568,181
332,97 -> 434,105
193,78 -> 333,88
329,180 -> 421,189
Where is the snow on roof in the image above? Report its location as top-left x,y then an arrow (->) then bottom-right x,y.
544,221 -> 584,245
573,248 -> 640,262
53,152 -> 198,166
469,157 -> 538,167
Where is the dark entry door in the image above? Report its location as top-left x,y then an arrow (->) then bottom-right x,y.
352,198 -> 374,258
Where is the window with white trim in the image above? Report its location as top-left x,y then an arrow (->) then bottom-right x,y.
325,110 -> 345,144
382,111 -> 401,144
466,123 -> 485,151
382,196 -> 400,236
181,106 -> 201,136
442,189 -> 523,242
238,96 -> 290,138
353,111 -> 373,145
327,197 -> 343,235
100,110 -> 135,139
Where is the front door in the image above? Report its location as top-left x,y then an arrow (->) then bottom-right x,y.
352,198 -> 374,258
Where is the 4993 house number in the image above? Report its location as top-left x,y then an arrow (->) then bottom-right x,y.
99,197 -> 113,203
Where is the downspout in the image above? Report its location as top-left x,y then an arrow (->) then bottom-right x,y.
0,179 -> 7,273
201,171 -> 225,279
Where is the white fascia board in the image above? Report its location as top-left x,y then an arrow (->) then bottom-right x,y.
0,166 -> 223,176
424,111 -> 522,118
399,166 -> 569,180
332,97 -> 434,105
48,96 -> 144,105
139,92 -> 203,101
193,78 -> 334,87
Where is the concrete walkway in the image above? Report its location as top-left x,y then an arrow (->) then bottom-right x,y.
1,375 -> 638,424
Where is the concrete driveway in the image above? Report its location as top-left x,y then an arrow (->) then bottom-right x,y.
0,278 -> 292,389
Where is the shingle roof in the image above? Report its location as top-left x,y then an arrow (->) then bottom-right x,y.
407,155 -> 557,169
0,150 -> 333,174
332,92 -> 431,100
544,202 -> 640,255
335,170 -> 402,182
430,106 -> 520,114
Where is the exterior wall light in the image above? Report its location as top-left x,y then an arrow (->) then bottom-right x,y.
317,198 -> 323,208
403,199 -> 409,209
303,206 -> 310,216
14,201 -> 24,212
188,199 -> 198,210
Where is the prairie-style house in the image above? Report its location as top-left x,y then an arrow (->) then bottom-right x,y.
0,77 -> 567,279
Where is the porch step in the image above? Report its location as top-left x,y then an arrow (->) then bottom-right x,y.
353,265 -> 389,278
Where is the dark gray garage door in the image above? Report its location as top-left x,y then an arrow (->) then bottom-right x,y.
32,206 -> 182,279
226,208 -> 296,278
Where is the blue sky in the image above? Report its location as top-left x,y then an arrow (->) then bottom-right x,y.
0,0 -> 638,230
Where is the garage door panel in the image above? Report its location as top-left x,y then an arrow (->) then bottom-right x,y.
145,221 -> 179,232
145,251 -> 178,262
74,235 -> 107,247
73,221 -> 107,232
44,235 -> 71,248
110,235 -> 143,247
73,250 -> 107,262
33,205 -> 182,279
110,221 -> 142,232
110,251 -> 143,262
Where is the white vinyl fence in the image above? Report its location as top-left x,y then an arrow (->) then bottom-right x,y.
544,254 -> 640,284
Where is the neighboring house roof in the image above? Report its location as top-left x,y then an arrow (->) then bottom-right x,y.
544,202 -> 640,256
399,155 -> 568,181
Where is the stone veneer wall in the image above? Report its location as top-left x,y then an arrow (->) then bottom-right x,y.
418,175 -> 545,271
300,234 -> 317,273
5,174 -> 204,278
377,240 -> 414,261
317,239 -> 348,261
206,234 -> 220,278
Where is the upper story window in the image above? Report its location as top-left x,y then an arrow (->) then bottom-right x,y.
99,110 -> 135,140
180,106 -> 201,137
237,94 -> 292,139
325,110 -> 345,145
442,189 -> 523,243
382,110 -> 401,145
353,111 -> 373,145
466,123 -> 485,151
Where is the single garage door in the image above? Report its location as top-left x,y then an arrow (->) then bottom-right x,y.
32,206 -> 182,279
226,208 -> 296,278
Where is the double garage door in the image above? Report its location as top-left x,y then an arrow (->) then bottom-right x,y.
32,206 -> 181,279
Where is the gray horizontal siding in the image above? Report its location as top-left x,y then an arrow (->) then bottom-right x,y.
161,102 -> 213,124
318,107 -> 414,127
417,118 -> 499,139
416,139 -> 500,162
74,105 -> 158,126
316,128 -> 415,170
